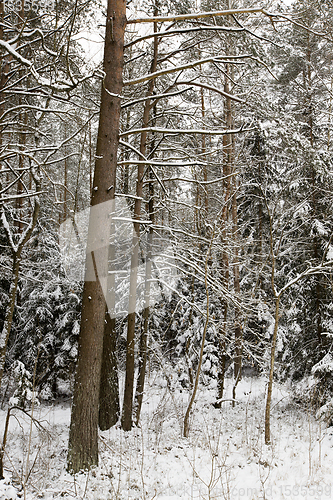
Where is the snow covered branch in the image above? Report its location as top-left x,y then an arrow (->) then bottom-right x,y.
120,125 -> 253,137
127,8 -> 266,24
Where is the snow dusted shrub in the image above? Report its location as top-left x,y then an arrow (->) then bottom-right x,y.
311,352 -> 333,424
289,350 -> 333,424
9,360 -> 36,408
7,222 -> 82,400
16,280 -> 81,399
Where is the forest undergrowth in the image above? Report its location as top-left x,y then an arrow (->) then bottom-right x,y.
0,374 -> 332,500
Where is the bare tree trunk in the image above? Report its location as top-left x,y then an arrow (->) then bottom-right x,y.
99,220 -> 120,430
67,0 -> 126,472
99,312 -> 120,429
232,170 -> 242,404
134,169 -> 154,425
0,0 -> 11,147
122,13 -> 159,431
184,235 -> 213,437
216,61 -> 232,407
265,296 -> 280,444
215,336 -> 226,408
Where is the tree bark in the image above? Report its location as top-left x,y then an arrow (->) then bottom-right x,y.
216,61 -> 232,407
99,220 -> 120,430
184,235 -> 213,437
265,296 -> 280,445
232,172 -> 242,403
122,15 -> 159,431
67,0 -> 126,472
134,165 -> 154,426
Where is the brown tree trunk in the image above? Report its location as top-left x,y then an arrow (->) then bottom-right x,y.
265,296 -> 280,444
184,235 -> 213,437
134,164 -> 154,425
216,62 -> 232,406
99,312 -> 120,429
232,175 -> 242,405
67,0 -> 126,472
99,216 -> 120,430
122,14 -> 159,431
0,0 -> 10,145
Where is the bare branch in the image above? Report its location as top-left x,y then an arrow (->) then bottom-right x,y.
121,87 -> 190,109
125,25 -> 244,49
124,55 -> 251,86
175,80 -> 245,103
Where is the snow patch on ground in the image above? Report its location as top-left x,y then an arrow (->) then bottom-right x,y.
0,376 -> 332,499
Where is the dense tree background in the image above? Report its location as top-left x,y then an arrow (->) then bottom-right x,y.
1,0 -> 333,463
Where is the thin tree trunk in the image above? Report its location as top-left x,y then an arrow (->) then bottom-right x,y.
183,235 -> 213,437
216,61 -> 232,406
265,296 -> 280,445
134,176 -> 154,425
122,13 -> 159,431
99,218 -> 120,430
67,0 -> 126,472
0,0 -> 10,148
232,174 -> 242,404
215,336 -> 226,408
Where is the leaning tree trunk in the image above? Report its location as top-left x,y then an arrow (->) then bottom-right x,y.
183,235 -> 213,437
67,0 -> 126,473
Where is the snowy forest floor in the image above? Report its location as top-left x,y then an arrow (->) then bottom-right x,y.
0,375 -> 333,500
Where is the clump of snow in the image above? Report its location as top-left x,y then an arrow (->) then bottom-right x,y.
0,477 -> 18,500
312,353 -> 333,375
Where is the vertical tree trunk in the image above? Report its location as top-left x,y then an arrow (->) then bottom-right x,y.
232,175 -> 242,389
0,175 -> 40,388
184,235 -> 213,437
99,214 -> 120,430
265,296 -> 280,444
0,1 -> 11,147
134,168 -> 154,425
99,312 -> 120,429
67,0 -> 126,472
122,13 -> 159,431
216,61 -> 232,407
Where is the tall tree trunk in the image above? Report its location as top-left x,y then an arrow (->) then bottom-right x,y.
304,32 -> 322,343
0,0 -> 10,148
122,13 -> 159,431
67,0 -> 126,472
232,174 -> 242,404
134,165 -> 154,425
99,219 -> 120,430
216,61 -> 232,407
265,296 -> 280,444
184,235 -> 213,437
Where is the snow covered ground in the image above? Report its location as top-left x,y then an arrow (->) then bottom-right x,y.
0,375 -> 332,500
